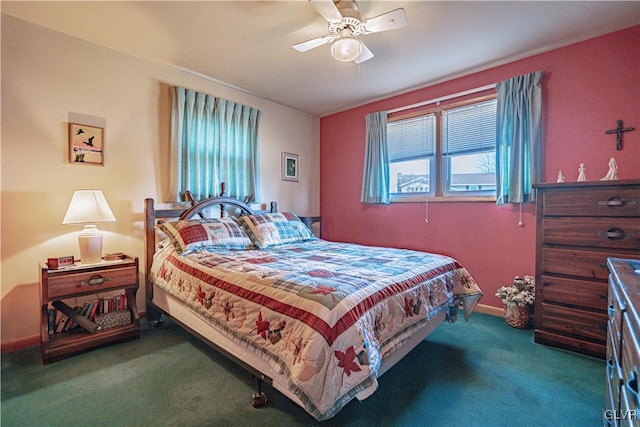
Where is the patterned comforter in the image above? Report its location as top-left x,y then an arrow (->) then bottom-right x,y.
150,238 -> 483,420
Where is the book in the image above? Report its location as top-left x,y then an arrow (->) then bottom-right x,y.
48,309 -> 57,335
88,300 -> 99,321
83,301 -> 94,318
55,315 -> 69,333
52,301 -> 99,334
79,302 -> 91,317
63,305 -> 82,331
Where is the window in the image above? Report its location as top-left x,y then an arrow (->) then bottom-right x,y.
387,95 -> 497,200
388,114 -> 436,195
169,86 -> 261,203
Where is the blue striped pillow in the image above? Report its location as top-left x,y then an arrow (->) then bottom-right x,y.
236,212 -> 315,249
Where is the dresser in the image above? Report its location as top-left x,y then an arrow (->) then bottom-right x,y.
605,258 -> 640,427
533,180 -> 640,358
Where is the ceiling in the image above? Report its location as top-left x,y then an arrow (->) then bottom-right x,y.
2,1 -> 639,117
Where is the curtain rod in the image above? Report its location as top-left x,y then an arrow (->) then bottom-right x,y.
388,83 -> 496,114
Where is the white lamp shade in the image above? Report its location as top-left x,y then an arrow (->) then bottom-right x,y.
63,190 -> 115,264
63,190 -> 116,224
331,35 -> 362,63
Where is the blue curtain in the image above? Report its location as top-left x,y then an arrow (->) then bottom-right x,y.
169,86 -> 261,202
361,111 -> 390,204
495,71 -> 544,204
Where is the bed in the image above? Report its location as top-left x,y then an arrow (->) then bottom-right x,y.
144,195 -> 483,421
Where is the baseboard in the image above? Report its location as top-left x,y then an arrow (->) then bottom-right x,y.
1,335 -> 39,353
473,303 -> 503,317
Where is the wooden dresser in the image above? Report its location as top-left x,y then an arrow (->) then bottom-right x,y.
533,180 -> 640,358
605,258 -> 640,427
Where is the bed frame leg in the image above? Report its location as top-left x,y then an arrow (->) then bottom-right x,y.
146,302 -> 164,328
251,375 -> 268,408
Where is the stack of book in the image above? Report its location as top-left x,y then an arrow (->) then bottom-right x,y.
47,293 -> 130,334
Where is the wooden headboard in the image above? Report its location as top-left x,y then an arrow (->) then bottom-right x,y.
143,195 -> 277,310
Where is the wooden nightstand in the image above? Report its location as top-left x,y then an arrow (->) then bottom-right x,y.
299,216 -> 321,238
39,254 -> 140,364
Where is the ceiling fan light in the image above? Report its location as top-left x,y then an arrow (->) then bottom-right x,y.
331,36 -> 362,62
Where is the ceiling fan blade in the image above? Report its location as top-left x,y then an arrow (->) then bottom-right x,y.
363,8 -> 407,33
354,41 -> 374,64
309,0 -> 343,22
293,35 -> 333,52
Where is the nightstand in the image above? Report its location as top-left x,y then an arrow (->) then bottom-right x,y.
300,216 -> 322,238
39,254 -> 140,364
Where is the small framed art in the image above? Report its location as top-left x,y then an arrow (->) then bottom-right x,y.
281,152 -> 299,182
69,123 -> 104,165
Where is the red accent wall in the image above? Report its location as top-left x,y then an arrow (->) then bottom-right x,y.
319,26 -> 640,309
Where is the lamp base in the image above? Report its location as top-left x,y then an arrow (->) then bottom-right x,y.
78,225 -> 103,264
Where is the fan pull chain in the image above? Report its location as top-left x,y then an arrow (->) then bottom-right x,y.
518,202 -> 523,226
425,199 -> 429,224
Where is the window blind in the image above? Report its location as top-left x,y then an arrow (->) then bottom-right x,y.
442,99 -> 497,156
387,114 -> 436,162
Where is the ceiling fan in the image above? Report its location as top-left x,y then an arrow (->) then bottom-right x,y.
293,0 -> 408,64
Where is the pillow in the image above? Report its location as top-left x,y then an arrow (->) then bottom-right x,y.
237,212 -> 316,249
156,218 -> 254,254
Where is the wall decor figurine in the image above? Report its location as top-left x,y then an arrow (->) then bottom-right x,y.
577,163 -> 587,182
556,171 -> 565,183
600,157 -> 618,181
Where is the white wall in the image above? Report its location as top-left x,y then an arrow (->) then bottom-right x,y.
0,15 -> 320,344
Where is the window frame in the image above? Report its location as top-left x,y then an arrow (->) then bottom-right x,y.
387,93 -> 497,203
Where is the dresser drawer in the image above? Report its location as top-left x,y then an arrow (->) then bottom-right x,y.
619,389 -> 638,427
540,275 -> 607,310
621,314 -> 640,417
609,281 -> 625,343
607,325 -> 623,421
538,302 -> 607,342
542,247 -> 634,281
543,218 -> 640,250
48,266 -> 137,299
543,187 -> 640,217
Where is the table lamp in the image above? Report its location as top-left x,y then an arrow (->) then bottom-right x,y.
62,190 -> 116,264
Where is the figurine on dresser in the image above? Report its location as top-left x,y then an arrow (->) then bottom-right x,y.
577,163 -> 587,182
600,157 -> 618,181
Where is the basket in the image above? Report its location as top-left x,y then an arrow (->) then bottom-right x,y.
94,310 -> 131,330
504,303 -> 530,329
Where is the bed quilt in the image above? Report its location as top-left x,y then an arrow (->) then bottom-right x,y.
150,239 -> 483,420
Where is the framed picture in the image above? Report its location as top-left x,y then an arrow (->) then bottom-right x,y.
69,123 -> 104,165
281,152 -> 299,182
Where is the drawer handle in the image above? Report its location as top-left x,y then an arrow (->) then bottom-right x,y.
626,370 -> 639,406
80,274 -> 111,286
598,197 -> 635,207
598,228 -> 634,240
606,357 -> 616,380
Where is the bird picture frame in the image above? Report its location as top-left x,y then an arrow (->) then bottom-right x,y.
69,123 -> 104,165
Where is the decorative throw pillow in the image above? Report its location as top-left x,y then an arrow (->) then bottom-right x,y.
156,218 -> 254,254
237,212 -> 316,249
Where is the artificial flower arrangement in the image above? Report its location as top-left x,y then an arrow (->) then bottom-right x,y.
496,275 -> 535,307
496,275 -> 535,328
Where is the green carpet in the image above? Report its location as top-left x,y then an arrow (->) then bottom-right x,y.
1,313 -> 604,426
